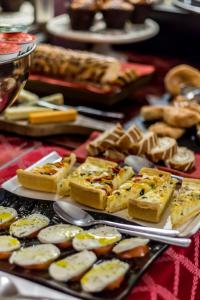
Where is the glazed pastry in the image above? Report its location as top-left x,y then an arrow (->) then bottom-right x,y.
31,44 -> 121,85
171,178 -> 200,227
140,105 -> 164,121
117,124 -> 143,150
163,106 -> 200,128
166,147 -> 195,172
87,123 -> 124,155
149,122 -> 185,139
147,137 -> 177,162
164,64 -> 200,95
129,131 -> 158,155
100,0 -> 133,29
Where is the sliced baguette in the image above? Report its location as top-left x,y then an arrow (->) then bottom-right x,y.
166,147 -> 195,172
129,132 -> 158,155
117,124 -> 143,150
147,137 -> 177,162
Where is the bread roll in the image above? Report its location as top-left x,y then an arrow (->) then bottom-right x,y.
130,132 -> 158,155
149,122 -> 185,139
117,124 -> 143,150
163,106 -> 200,128
166,147 -> 195,172
147,137 -> 177,162
140,105 -> 164,121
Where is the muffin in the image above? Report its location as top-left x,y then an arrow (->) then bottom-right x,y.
100,0 -> 133,30
129,0 -> 153,24
67,0 -> 97,30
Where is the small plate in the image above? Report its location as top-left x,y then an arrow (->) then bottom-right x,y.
2,151 -> 200,237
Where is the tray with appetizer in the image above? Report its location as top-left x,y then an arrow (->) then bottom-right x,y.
25,44 -> 155,106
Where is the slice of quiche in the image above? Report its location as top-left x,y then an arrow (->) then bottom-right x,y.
128,168 -> 176,223
106,168 -> 173,213
68,157 -> 134,210
17,153 -> 76,193
171,178 -> 200,227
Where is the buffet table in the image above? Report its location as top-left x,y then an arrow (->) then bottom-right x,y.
0,133 -> 199,300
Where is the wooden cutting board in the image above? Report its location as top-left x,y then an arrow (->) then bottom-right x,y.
0,115 -> 113,137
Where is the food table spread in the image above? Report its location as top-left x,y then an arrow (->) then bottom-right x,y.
0,28 -> 200,300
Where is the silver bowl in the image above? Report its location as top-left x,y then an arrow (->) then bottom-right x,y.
0,46 -> 35,113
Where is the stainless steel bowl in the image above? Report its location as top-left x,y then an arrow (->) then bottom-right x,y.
0,46 -> 35,113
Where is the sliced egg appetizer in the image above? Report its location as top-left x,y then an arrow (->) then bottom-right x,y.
9,244 -> 60,270
10,213 -> 49,238
0,236 -> 21,259
49,250 -> 97,282
81,259 -> 129,293
72,226 -> 122,255
113,238 -> 149,259
0,206 -> 18,230
38,224 -> 83,248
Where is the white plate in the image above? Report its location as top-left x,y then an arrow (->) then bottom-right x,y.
2,151 -> 200,237
46,14 -> 159,44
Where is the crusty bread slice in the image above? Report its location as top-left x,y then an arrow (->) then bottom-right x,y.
171,178 -> 200,227
166,147 -> 195,172
87,123 -> 124,156
147,137 -> 177,162
129,132 -> 158,155
140,105 -> 164,121
117,124 -> 143,150
149,122 -> 185,139
163,106 -> 200,128
17,153 -> 76,193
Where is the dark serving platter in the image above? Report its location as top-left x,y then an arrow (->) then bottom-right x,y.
0,188 -> 167,300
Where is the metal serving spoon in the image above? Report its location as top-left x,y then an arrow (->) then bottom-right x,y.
0,274 -> 54,300
181,86 -> 200,102
124,155 -> 183,181
53,202 -> 191,247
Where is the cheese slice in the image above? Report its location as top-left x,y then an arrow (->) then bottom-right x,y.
4,106 -> 51,121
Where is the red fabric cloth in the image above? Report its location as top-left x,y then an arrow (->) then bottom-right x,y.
0,136 -> 200,300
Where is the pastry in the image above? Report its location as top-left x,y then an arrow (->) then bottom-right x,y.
140,105 -> 164,121
166,147 -> 195,172
171,178 -> 200,227
101,0 -> 133,29
129,131 -> 158,155
106,168 -> 171,213
31,44 -> 121,85
17,153 -> 76,193
103,149 -> 125,161
163,106 -> 200,128
68,0 -> 97,30
0,236 -> 21,260
0,206 -> 17,230
164,64 -> 200,96
128,175 -> 176,223
117,124 -> 143,150
149,122 -> 185,139
87,123 -> 124,155
81,259 -> 129,292
69,157 -> 134,210
147,137 -> 177,162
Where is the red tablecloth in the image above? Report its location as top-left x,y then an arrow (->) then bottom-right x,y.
0,134 -> 200,300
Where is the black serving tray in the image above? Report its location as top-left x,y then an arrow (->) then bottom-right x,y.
0,188 -> 167,300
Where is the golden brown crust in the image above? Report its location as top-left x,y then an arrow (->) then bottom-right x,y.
149,122 -> 185,139
163,106 -> 200,128
140,105 -> 164,121
164,64 -> 200,95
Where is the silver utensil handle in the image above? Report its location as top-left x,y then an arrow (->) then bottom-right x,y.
101,220 -> 180,237
77,106 -> 124,120
116,228 -> 191,247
